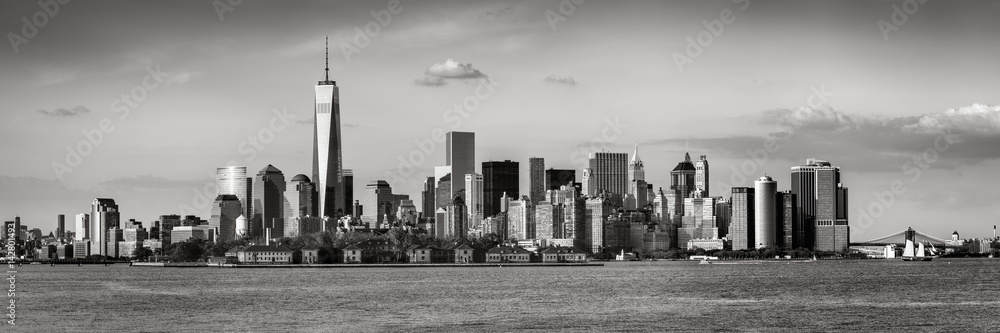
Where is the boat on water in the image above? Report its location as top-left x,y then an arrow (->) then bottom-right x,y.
901,240 -> 933,261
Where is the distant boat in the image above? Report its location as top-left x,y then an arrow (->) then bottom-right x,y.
901,240 -> 933,261
699,259 -> 712,265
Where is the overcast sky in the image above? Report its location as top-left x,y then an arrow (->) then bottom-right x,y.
2,0 -> 999,240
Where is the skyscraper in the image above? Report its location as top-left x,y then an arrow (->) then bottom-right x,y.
695,155 -> 710,196
284,174 -> 316,221
777,190 -> 797,249
91,198 -> 120,256
507,196 -> 534,240
791,159 -> 849,251
252,165 -> 286,238
422,177 -> 435,220
446,131 -> 475,207
545,169 -> 576,191
754,176 -> 777,249
730,187 -> 754,250
343,169 -> 354,216
75,213 -> 89,241
627,145 -> 647,211
668,152 -> 697,221
466,173 -> 483,227
314,38 -> 345,219
57,214 -> 65,240
482,160 -> 519,218
529,157 -> 545,205
210,194 -> 242,241
216,166 -> 251,220
586,152 -> 628,206
361,180 -> 394,228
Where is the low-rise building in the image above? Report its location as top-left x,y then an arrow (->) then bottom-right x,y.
408,245 -> 451,263
687,238 -> 726,251
485,246 -> 535,263
236,245 -> 294,264
343,239 -> 394,263
450,244 -> 483,263
539,247 -> 587,263
300,247 -> 320,264
73,241 -> 90,258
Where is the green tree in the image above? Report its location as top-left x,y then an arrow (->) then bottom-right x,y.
132,247 -> 154,262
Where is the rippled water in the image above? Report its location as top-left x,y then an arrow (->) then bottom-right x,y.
13,259 -> 1000,332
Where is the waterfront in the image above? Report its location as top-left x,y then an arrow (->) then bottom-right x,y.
15,259 -> 1000,332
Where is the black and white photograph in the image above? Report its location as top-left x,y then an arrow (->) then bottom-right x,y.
2,0 -> 999,331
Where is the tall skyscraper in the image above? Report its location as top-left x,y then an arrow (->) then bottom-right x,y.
730,187 -> 754,250
446,131 -> 475,207
507,196 -> 534,240
466,173 -> 483,227
715,198 -> 731,238
586,152 -> 628,206
57,214 -> 65,240
668,152 -> 697,221
695,155 -> 710,196
361,180 -> 394,227
252,165 -> 286,238
210,194 -> 242,241
529,157 -> 545,205
343,169 -> 354,216
75,213 -> 89,241
754,176 -> 777,249
777,191 -> 797,249
434,166 -> 453,211
627,145 -> 647,211
91,198 -> 120,256
314,38 -> 345,219
583,196 -> 614,253
482,160 -> 519,218
545,169 -> 576,191
216,166 -> 251,220
791,159 -> 849,251
421,177 -> 435,220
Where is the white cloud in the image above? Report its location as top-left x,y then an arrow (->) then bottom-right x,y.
543,75 -> 577,86
903,103 -> 1000,134
424,58 -> 486,79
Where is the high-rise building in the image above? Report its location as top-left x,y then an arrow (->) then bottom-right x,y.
434,166 -> 453,211
777,191 -> 797,249
421,176 -> 435,220
754,176 -> 777,249
466,173 -> 483,227
446,131 -> 475,208
586,152 -> 628,206
695,155 -> 710,196
57,214 -> 65,240
75,213 -> 89,241
730,187 -> 754,250
361,180 -> 394,228
482,160 -> 519,218
535,201 -> 555,240
668,153 -> 697,221
507,196 -> 534,240
253,165 -> 286,238
545,169 -> 576,191
791,159 -> 849,251
313,38 -> 345,218
91,198 -> 120,256
216,166 -> 251,220
342,169 -> 354,216
445,195 -> 468,238
715,198 -> 731,238
210,194 -> 242,242
678,189 -> 718,246
627,145 -> 647,211
284,174 -> 317,222
582,196 -> 614,254
529,157 -> 545,205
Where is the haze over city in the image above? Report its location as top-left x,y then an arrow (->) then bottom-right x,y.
2,0 -> 999,241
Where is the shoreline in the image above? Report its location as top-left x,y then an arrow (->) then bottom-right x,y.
130,262 -> 605,268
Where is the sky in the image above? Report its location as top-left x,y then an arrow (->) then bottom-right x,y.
1,0 -> 999,240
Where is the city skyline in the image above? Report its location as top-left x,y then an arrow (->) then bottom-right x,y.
2,0 -> 1000,240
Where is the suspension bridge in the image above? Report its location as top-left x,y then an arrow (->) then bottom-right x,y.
851,227 -> 952,247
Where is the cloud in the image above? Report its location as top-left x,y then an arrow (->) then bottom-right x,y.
424,59 -> 487,79
36,105 -> 91,117
544,75 -> 577,86
660,104 -> 1000,173
413,76 -> 446,86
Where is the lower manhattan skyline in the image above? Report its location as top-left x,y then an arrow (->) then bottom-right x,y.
2,1 -> 1000,241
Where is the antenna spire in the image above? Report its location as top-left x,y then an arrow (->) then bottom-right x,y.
325,35 -> 330,82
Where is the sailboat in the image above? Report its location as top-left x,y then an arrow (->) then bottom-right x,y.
901,239 -> 933,261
